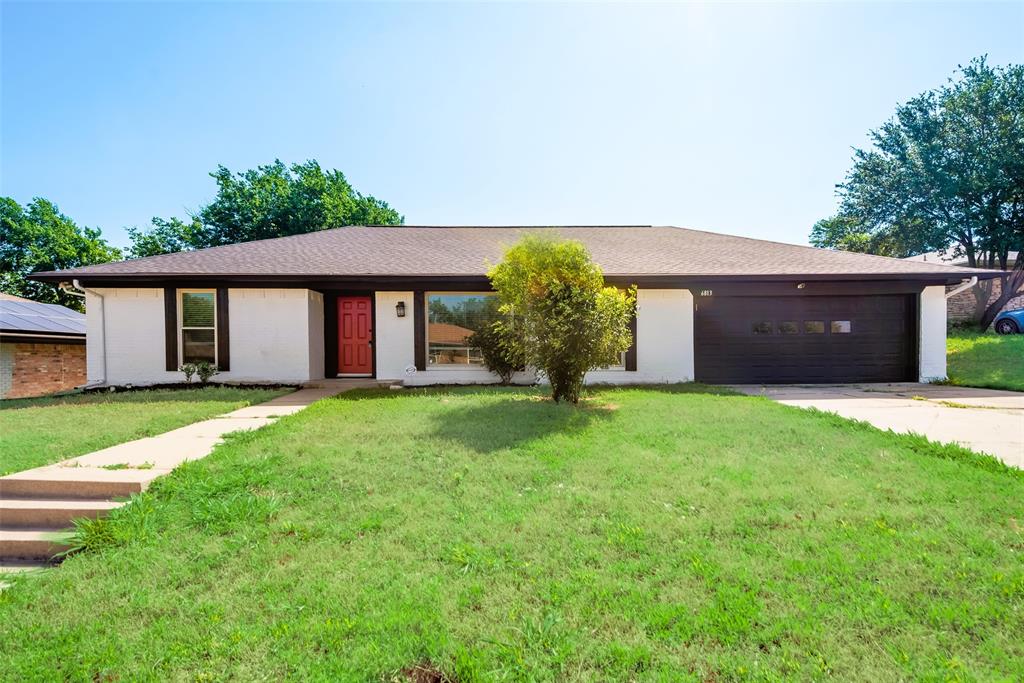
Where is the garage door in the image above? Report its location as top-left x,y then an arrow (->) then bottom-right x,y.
694,294 -> 917,384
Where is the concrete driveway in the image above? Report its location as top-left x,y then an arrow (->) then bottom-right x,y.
732,383 -> 1024,469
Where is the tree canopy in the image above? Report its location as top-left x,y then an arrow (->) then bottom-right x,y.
128,160 -> 403,257
0,197 -> 121,310
811,57 -> 1023,269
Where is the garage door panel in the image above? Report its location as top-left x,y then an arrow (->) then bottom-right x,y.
694,294 -> 916,384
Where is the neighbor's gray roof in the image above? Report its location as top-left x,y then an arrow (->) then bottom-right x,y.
32,225 -> 994,280
0,298 -> 86,337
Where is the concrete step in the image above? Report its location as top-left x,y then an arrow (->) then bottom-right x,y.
0,529 -> 73,561
0,469 -> 154,500
0,499 -> 123,529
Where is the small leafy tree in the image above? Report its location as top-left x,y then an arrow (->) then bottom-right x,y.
468,319 -> 525,385
488,234 -> 635,404
194,361 -> 219,384
179,363 -> 197,383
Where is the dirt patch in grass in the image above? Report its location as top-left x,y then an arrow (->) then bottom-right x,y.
399,662 -> 453,683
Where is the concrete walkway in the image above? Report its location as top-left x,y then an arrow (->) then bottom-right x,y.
0,385 -> 364,569
2,387 -> 342,490
732,383 -> 1024,469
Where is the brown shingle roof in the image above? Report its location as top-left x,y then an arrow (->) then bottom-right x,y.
33,225 -> 995,281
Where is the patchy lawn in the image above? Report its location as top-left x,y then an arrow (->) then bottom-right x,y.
0,386 -> 1021,680
0,387 -> 290,475
947,329 -> 1024,392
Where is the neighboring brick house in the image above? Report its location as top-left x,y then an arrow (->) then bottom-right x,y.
0,293 -> 87,399
905,252 -> 1022,325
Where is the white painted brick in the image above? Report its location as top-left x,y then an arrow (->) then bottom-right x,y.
919,285 -> 947,382
86,288 -> 323,386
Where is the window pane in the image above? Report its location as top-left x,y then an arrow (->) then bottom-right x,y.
182,292 -> 215,327
831,320 -> 852,334
752,321 -> 773,335
804,320 -> 825,334
182,328 -> 215,363
427,294 -> 500,365
778,321 -> 799,335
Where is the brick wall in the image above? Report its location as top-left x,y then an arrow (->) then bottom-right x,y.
0,342 -> 87,399
946,278 -> 1024,325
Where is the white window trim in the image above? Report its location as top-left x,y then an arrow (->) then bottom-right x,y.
425,291 -> 497,370
178,288 -> 218,367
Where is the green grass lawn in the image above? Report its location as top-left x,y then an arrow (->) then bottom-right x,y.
0,386 -> 290,475
1,386 -> 1021,681
946,329 -> 1024,392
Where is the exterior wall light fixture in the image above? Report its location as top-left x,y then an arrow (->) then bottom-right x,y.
396,301 -> 406,317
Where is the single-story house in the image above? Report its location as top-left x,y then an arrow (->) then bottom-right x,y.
904,251 -> 1022,324
31,225 -> 1001,387
0,293 -> 87,399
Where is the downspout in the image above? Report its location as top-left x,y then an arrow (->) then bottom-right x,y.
60,280 -> 107,387
945,276 -> 979,299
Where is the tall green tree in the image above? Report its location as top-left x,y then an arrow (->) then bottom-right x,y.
488,234 -> 635,404
809,215 -> 923,257
127,160 -> 403,257
0,197 -> 121,310
812,57 -> 1024,328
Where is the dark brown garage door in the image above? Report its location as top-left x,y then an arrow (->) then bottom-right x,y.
694,294 -> 917,384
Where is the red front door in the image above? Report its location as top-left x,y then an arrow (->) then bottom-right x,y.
338,296 -> 373,375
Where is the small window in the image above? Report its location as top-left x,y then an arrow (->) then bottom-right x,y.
778,321 -> 799,335
752,321 -> 773,335
804,320 -> 825,334
180,290 -> 216,364
831,320 -> 852,334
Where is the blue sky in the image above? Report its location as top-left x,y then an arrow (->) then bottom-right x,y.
2,2 -> 1022,250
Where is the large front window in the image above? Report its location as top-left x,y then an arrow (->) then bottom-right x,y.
180,290 -> 217,364
427,293 -> 500,365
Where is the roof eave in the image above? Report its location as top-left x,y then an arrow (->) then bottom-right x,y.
1,329 -> 86,339
29,270 -> 999,287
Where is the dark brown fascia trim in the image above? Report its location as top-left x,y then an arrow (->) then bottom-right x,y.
41,275 -> 493,291
30,270 -> 998,288
0,332 -> 86,345
413,290 -> 426,371
216,287 -> 230,372
685,279 -> 933,297
164,288 -> 177,371
604,273 -> 999,287
323,293 -> 338,378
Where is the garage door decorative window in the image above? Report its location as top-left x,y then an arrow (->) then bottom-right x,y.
778,321 -> 799,335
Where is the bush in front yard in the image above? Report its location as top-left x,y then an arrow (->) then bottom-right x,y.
467,319 -> 525,384
488,233 -> 635,403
